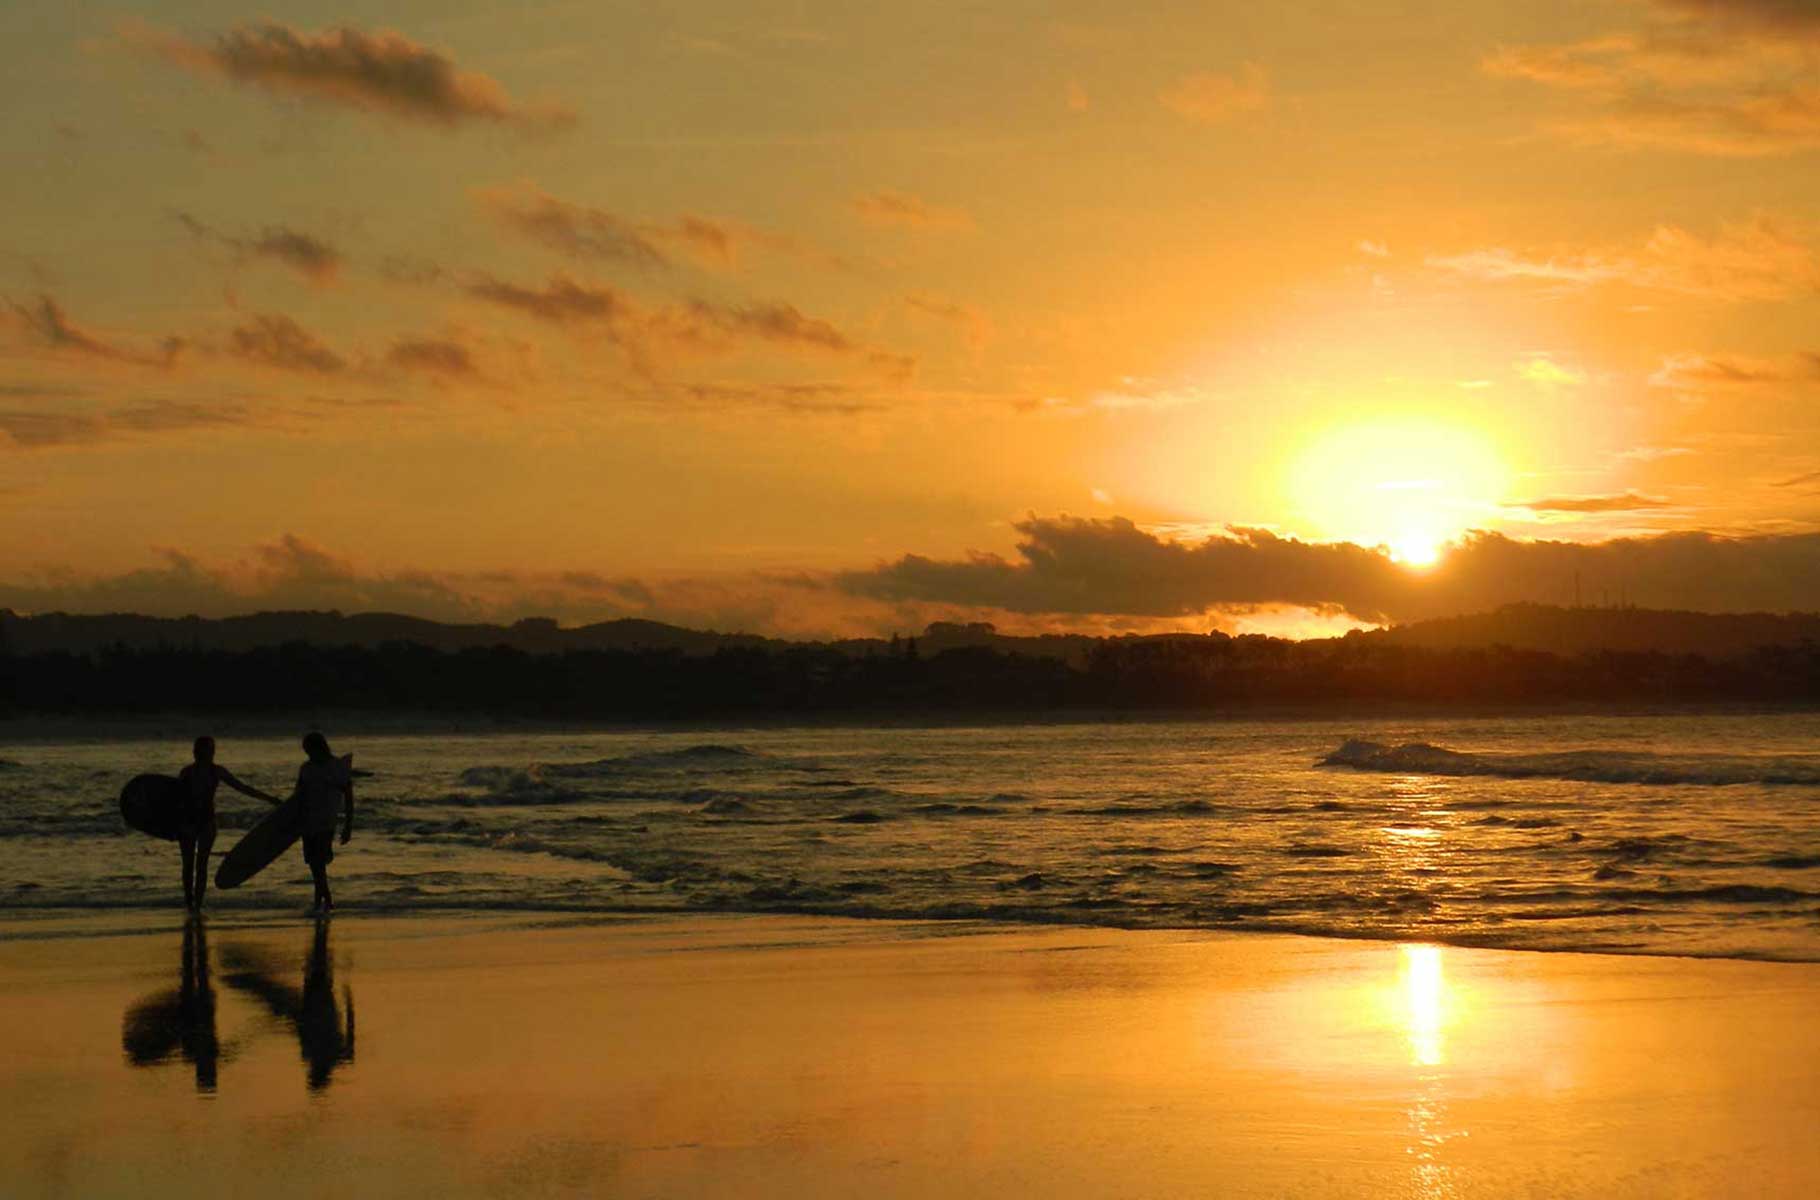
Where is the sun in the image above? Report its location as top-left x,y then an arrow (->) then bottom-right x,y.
1390,534 -> 1443,568
1283,419 -> 1507,561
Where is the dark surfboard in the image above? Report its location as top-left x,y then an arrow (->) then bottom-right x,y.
216,752 -> 353,889
120,774 -> 186,841
214,796 -> 304,889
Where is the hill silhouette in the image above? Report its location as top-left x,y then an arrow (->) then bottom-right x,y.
7,604 -> 1820,660
0,610 -> 777,657
6,603 -> 1820,717
1367,603 -> 1820,658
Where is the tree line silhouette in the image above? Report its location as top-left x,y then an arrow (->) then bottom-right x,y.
6,631 -> 1820,717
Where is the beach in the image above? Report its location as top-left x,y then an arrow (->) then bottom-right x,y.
3,912 -> 1817,1198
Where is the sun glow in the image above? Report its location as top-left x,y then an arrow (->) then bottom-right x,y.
1400,944 -> 1448,1067
1390,535 -> 1443,569
1284,420 -> 1509,564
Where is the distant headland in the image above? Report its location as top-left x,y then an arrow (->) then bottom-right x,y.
5,604 -> 1820,717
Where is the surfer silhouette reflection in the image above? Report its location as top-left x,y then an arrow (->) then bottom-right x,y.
121,918 -> 221,1093
221,920 -> 356,1091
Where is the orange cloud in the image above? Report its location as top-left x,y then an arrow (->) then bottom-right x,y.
837,516 -> 1820,623
1485,3 -> 1820,155
476,185 -> 671,269
132,21 -> 573,130
227,314 -> 345,373
1,400 -> 254,450
465,271 -> 911,378
1429,217 -> 1820,300
1508,492 -> 1672,513
1159,63 -> 1270,123
1650,351 -> 1820,388
6,295 -> 183,367
175,212 -> 343,284
850,190 -> 974,232
465,274 -> 626,324
387,336 -> 478,378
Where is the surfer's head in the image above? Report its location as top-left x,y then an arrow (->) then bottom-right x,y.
302,731 -> 330,761
192,735 -> 215,763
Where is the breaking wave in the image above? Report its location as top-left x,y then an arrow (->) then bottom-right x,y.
1321,739 -> 1820,787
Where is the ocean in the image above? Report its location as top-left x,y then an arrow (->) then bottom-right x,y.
4,713 -> 1818,960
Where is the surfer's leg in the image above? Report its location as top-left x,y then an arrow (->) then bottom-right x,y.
309,862 -> 331,911
193,827 -> 215,910
179,835 -> 197,909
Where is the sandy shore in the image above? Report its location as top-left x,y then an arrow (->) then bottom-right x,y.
2,913 -> 1816,1198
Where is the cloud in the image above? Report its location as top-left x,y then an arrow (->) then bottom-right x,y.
466,271 -> 907,376
1652,0 -> 1820,36
684,301 -> 852,352
905,292 -> 993,354
1518,355 -> 1586,387
26,521 -> 1820,638
478,186 -> 862,275
175,212 -> 342,284
1429,217 -> 1820,300
132,21 -> 573,130
835,515 -> 1820,623
1484,4 -> 1820,155
0,535 -> 860,637
0,411 -> 102,448
465,274 -> 626,324
476,185 -> 671,269
5,295 -> 183,367
387,336 -> 477,378
1618,444 -> 1697,462
1159,64 -> 1270,123
227,314 -> 345,373
1650,351 -> 1820,388
1,400 -> 252,449
1509,491 -> 1673,513
851,190 -> 974,232
672,382 -> 883,416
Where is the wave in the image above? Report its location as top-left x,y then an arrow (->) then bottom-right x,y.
541,744 -> 767,777
1321,739 -> 1820,787
444,744 -> 783,805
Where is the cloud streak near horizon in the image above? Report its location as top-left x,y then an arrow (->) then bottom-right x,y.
15,519 -> 1820,637
836,516 -> 1820,624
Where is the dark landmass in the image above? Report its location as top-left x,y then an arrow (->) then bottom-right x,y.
1377,605 -> 1820,658
4,603 -> 1820,717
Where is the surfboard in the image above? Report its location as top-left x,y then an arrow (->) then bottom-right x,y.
215,753 -> 352,890
120,774 -> 186,841
214,797 -> 303,889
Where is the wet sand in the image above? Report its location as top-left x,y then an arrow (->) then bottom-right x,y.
2,913 -> 1817,1198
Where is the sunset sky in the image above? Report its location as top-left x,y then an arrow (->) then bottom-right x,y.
7,0 -> 1820,636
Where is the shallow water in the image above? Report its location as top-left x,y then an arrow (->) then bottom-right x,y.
4,713 -> 1819,960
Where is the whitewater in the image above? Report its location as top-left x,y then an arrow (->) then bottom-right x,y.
4,712 -> 1818,960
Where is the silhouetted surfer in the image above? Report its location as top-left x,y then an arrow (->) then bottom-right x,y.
177,736 -> 282,911
295,732 -> 354,914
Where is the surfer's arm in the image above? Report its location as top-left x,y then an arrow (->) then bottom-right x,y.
339,782 -> 354,844
217,766 -> 284,806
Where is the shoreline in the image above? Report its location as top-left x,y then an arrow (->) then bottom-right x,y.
4,903 -> 1818,967
3,910 -> 1817,1197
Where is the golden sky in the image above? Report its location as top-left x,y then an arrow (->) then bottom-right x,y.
6,1 -> 1820,635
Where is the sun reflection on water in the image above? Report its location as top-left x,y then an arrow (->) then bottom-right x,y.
1396,944 -> 1461,1199
1401,943 -> 1447,1067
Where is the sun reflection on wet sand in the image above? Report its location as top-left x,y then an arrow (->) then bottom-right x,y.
1401,943 -> 1448,1067
1399,944 -> 1462,1199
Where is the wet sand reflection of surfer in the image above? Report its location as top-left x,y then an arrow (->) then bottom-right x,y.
221,920 -> 356,1091
121,917 -> 221,1093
